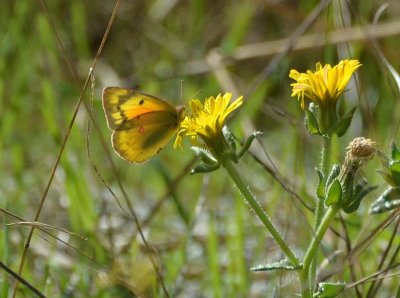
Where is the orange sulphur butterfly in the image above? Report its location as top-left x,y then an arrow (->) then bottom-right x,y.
102,87 -> 185,163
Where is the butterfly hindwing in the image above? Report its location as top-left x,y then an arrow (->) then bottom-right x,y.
112,111 -> 180,163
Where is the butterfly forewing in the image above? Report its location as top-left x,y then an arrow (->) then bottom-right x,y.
102,87 -> 178,130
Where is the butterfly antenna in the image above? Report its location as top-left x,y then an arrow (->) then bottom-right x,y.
180,80 -> 184,105
189,89 -> 203,100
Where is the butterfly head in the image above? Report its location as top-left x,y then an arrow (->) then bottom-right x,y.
176,105 -> 186,123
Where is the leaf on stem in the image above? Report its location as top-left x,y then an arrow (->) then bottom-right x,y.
250,259 -> 302,272
325,179 -> 342,206
331,107 -> 356,137
369,187 -> 400,214
313,282 -> 346,298
305,109 -> 320,135
316,169 -> 325,200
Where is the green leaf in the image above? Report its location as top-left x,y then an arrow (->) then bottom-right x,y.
237,131 -> 263,159
325,179 -> 342,206
305,109 -> 320,135
250,259 -> 302,272
325,164 -> 341,193
316,169 -> 324,200
343,183 -> 378,213
190,162 -> 220,174
390,140 -> 400,160
222,126 -> 236,152
389,160 -> 400,186
191,146 -> 217,165
333,107 -> 356,137
313,282 -> 346,298
369,187 -> 400,214
325,180 -> 342,206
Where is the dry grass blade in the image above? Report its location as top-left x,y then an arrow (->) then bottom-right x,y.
7,222 -> 88,240
346,263 -> 400,289
366,216 -> 400,297
0,208 -> 108,270
337,214 -> 362,298
183,19 -> 400,76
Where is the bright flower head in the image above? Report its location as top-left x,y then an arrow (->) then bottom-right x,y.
174,93 -> 243,155
289,59 -> 361,108
289,59 -> 361,134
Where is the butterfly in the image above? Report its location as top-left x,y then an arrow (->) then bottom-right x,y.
102,87 -> 185,163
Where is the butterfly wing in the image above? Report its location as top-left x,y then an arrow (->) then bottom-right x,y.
102,87 -> 177,130
102,87 -> 182,163
112,111 -> 180,163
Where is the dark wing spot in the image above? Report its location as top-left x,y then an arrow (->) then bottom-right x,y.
139,99 -> 144,105
116,105 -> 127,118
157,148 -> 162,154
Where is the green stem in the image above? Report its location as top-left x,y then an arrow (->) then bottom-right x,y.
222,159 -> 300,268
309,135 -> 332,290
301,204 -> 338,298
300,270 -> 312,298
320,135 -> 332,182
303,205 -> 338,273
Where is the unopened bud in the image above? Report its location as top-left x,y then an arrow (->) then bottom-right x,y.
338,137 -> 378,212
345,137 -> 378,163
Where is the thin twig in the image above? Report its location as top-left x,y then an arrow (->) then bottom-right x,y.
367,216 -> 400,297
338,214 -> 362,298
35,3 -> 171,292
0,260 -> 46,298
346,263 -> 400,289
1,207 -> 111,273
85,70 -> 171,297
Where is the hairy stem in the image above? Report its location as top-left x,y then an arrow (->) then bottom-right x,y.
309,135 -> 332,290
222,159 -> 300,267
301,204 -> 339,298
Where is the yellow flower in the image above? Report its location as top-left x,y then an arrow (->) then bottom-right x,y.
174,93 -> 243,154
289,59 -> 361,109
289,59 -> 361,134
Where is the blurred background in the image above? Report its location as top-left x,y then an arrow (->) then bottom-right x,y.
2,0 -> 400,297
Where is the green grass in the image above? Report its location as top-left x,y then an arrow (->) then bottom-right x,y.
2,0 -> 400,297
